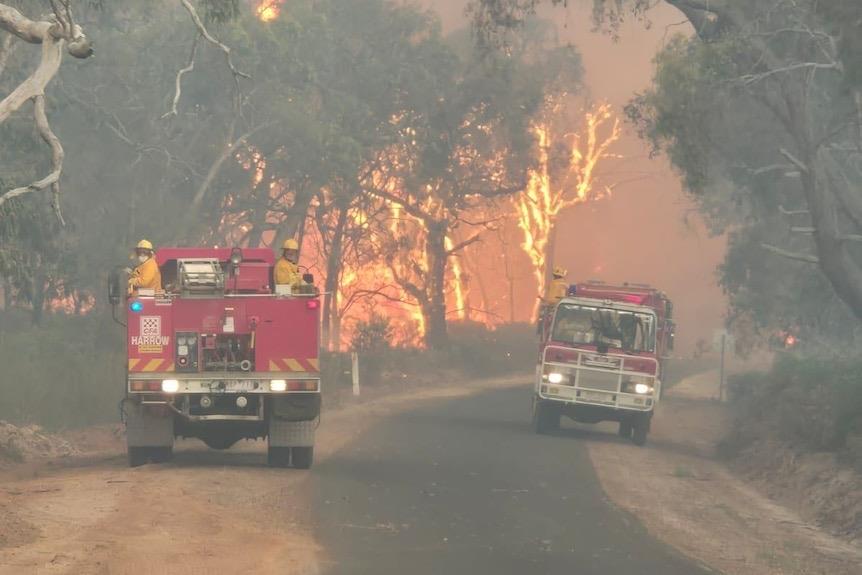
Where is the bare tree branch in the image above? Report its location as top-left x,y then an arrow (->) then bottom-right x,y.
761,242 -> 819,263
162,35 -> 199,119
191,122 -> 269,208
790,226 -> 815,234
0,2 -> 92,221
0,96 -> 64,215
178,0 -> 249,83
0,32 -> 14,77
779,148 -> 809,173
779,204 -> 809,216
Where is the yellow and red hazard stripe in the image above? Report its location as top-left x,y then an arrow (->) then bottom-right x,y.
128,358 -> 175,372
267,358 -> 320,373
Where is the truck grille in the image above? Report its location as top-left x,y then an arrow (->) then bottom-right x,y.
573,369 -> 620,392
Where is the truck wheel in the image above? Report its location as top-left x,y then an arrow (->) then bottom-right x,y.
128,446 -> 149,467
533,399 -> 560,435
267,446 -> 290,468
291,446 -> 314,469
618,420 -> 633,438
632,414 -> 650,446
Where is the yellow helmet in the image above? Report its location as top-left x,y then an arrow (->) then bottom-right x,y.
553,266 -> 567,278
136,239 -> 154,250
282,238 -> 299,250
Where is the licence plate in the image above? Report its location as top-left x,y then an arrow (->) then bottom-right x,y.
581,390 -> 612,403
205,380 -> 258,392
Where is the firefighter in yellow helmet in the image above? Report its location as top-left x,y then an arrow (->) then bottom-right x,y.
274,238 -> 303,287
128,239 -> 162,296
543,266 -> 569,306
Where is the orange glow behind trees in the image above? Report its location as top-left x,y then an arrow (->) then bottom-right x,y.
514,101 -> 621,314
255,0 -> 284,22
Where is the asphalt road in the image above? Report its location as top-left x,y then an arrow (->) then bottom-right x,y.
312,384 -> 712,575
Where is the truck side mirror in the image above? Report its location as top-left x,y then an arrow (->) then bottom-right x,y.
303,273 -> 314,285
108,268 -> 124,305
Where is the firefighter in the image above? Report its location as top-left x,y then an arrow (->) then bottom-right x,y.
128,239 -> 162,295
543,266 -> 569,305
274,238 -> 303,287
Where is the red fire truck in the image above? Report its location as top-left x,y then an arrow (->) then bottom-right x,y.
533,281 -> 675,445
109,248 -> 321,468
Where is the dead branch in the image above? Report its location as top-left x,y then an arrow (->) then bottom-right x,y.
0,32 -> 13,77
790,226 -> 815,234
445,232 -> 483,256
761,243 -> 819,263
178,0 -> 249,84
191,122 -> 269,208
779,148 -> 809,173
33,95 -> 65,225
0,3 -> 92,220
779,205 -> 809,216
162,35 -> 199,119
0,95 -> 64,214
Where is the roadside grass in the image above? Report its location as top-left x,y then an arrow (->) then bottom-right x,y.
0,310 -> 125,430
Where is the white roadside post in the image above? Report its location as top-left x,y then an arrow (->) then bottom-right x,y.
351,351 -> 360,396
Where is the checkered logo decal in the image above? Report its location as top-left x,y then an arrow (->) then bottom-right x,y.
141,316 -> 161,337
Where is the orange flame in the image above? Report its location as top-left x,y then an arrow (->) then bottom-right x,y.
255,0 -> 284,22
514,101 -> 621,313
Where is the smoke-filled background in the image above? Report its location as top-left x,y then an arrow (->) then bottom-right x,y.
422,0 -> 726,354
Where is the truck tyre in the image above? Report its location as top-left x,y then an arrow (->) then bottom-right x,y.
618,420 -> 633,438
267,446 -> 290,468
632,414 -> 650,446
533,399 -> 560,435
128,446 -> 149,467
291,446 -> 314,469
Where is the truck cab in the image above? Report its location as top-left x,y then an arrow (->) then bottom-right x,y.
533,282 -> 675,445
110,247 -> 321,468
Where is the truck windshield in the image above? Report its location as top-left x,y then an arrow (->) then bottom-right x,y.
551,303 -> 656,353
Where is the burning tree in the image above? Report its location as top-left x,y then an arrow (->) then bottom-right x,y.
514,99 -> 620,314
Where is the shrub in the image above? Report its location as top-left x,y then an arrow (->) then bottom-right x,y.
719,354 -> 862,459
0,309 -> 125,430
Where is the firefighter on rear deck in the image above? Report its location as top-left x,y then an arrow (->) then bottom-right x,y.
274,238 -> 303,287
128,239 -> 162,296
543,266 -> 569,306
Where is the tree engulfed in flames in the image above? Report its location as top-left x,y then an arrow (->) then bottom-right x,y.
255,0 -> 285,22
514,102 -> 621,313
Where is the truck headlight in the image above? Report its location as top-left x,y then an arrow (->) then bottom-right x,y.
548,372 -> 564,384
634,383 -> 651,395
270,379 -> 287,392
161,379 -> 179,393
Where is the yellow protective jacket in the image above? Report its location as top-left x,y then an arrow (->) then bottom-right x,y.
128,257 -> 162,295
543,278 -> 568,305
274,258 -> 302,286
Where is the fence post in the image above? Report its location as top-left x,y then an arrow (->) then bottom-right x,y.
351,352 -> 360,396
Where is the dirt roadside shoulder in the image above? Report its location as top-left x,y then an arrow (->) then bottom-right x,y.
0,374 -> 528,575
587,372 -> 862,575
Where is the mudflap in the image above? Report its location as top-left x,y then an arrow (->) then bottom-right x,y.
267,394 -> 320,448
124,399 -> 175,448
268,418 -> 316,448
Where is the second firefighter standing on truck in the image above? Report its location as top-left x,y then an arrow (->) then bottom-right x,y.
544,266 -> 568,306
275,238 -> 303,287
128,239 -> 162,296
